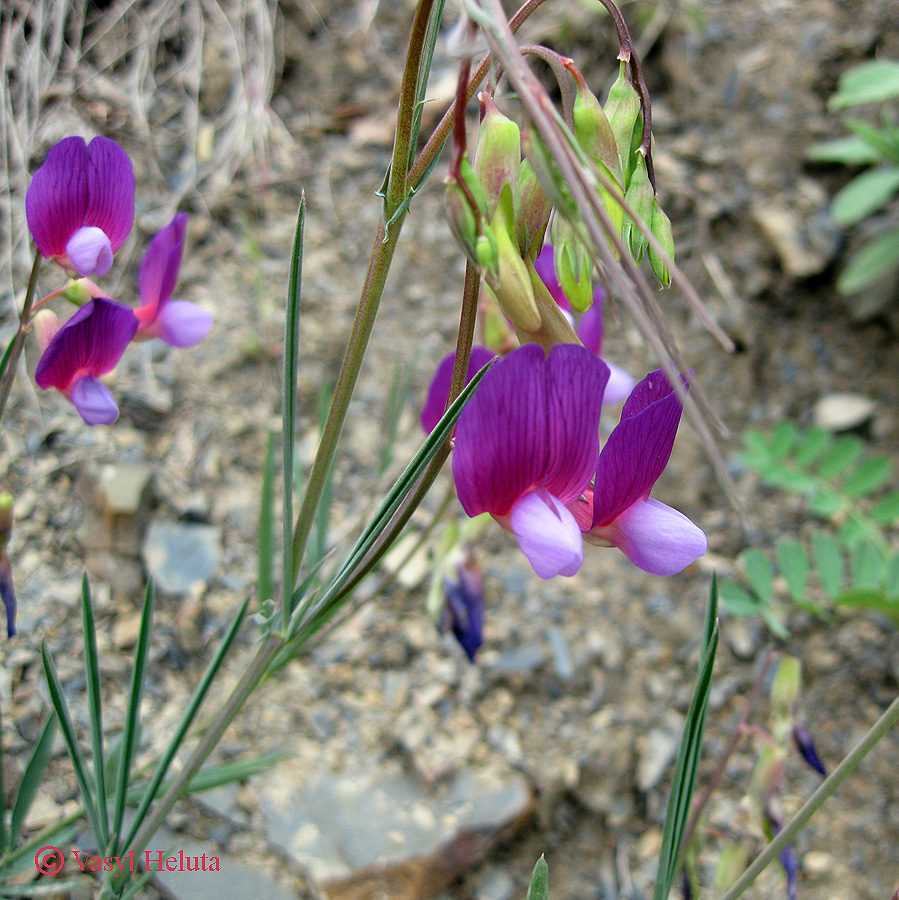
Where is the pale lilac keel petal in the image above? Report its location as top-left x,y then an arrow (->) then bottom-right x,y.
149,300 -> 213,348
603,361 -> 636,405
66,226 -> 114,277
510,491 -> 584,579
593,498 -> 706,575
71,375 -> 119,425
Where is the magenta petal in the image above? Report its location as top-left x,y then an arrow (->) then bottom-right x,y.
534,244 -> 570,311
150,300 -> 213,348
543,344 -> 608,504
84,136 -> 134,252
35,298 -> 138,390
66,226 -> 114,277
591,368 -> 687,526
139,213 -> 187,316
421,346 -> 495,434
595,498 -> 706,575
71,375 -> 119,425
510,490 -> 583,578
452,344 -> 548,516
25,136 -> 89,259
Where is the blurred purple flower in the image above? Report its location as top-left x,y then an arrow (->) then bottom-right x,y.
134,213 -> 212,347
421,346 -> 495,434
35,297 -> 138,425
441,556 -> 485,662
452,344 -> 609,579
793,723 -> 827,777
765,808 -> 799,900
574,368 -> 707,576
26,136 -> 134,277
0,554 -> 15,639
535,244 -> 635,404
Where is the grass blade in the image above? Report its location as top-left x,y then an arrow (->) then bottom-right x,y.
653,577 -> 720,900
9,712 -> 57,845
283,195 -> 305,625
527,856 -> 550,900
122,596 -> 250,853
80,575 -> 109,846
111,581 -> 155,848
258,430 -> 277,609
41,643 -> 104,850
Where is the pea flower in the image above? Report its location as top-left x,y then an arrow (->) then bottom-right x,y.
534,244 -> 635,404
420,345 -> 495,434
452,344 -> 608,579
26,136 -> 134,278
35,297 -> 138,425
574,368 -> 707,575
134,213 -> 212,347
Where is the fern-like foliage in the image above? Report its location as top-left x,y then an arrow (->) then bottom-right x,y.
721,421 -> 899,635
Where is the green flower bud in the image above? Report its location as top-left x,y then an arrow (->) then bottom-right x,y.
475,228 -> 499,277
0,491 -> 12,555
445,158 -> 490,266
648,199 -> 675,287
473,93 -> 521,222
623,154 -> 654,263
485,207 -> 541,333
571,67 -> 623,188
557,242 -> 593,312
771,655 -> 802,742
64,278 -> 93,307
604,61 -> 642,186
516,158 -> 552,258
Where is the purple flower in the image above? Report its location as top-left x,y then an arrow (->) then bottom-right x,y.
578,368 -> 707,575
134,213 -> 212,347
793,723 -> 827,777
441,557 -> 485,661
26,136 -> 134,277
535,245 -> 635,404
0,553 -> 15,639
452,344 -> 609,579
421,346 -> 496,434
35,297 -> 138,425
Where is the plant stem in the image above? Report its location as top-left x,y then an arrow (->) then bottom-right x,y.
719,689 -> 899,900
0,251 -> 42,422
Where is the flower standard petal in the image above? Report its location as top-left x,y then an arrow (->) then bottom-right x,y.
588,497 -> 706,575
138,212 -> 188,321
452,344 -> 548,517
84,136 -> 135,252
510,490 -> 584,578
421,346 -> 495,434
543,344 -> 608,504
591,368 -> 687,527
25,136 -> 89,260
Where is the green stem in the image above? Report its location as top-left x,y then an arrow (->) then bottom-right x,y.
290,0 -> 437,589
719,689 -> 899,900
0,251 -> 42,423
125,633 -> 281,858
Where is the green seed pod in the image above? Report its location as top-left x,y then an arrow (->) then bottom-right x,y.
648,199 -> 675,286
557,242 -> 593,313
516,158 -> 552,258
473,93 -> 521,222
623,154 -> 654,263
486,209 -> 541,333
604,61 -> 642,186
572,71 -> 623,188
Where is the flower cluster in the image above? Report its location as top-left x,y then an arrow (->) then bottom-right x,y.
26,136 -> 212,424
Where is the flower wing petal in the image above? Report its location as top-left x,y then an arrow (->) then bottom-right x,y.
149,300 -> 213,348
25,136 -> 89,259
84,136 -> 135,252
543,344 -> 608,504
591,368 -> 686,526
452,344 -> 547,516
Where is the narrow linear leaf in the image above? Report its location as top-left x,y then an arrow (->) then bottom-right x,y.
742,549 -> 774,603
122,596 -> 250,853
838,227 -> 899,295
812,530 -> 844,598
777,539 -> 809,603
9,713 -> 57,845
870,491 -> 899,525
817,435 -> 864,479
527,856 -> 550,900
0,335 -> 15,386
842,455 -> 891,498
41,643 -> 104,849
80,576 -> 109,845
112,582 -> 155,848
258,431 -> 277,609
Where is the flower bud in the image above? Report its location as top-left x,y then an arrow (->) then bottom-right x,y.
63,277 -> 93,307
445,158 -> 489,266
485,215 -> 541,333
570,66 -> 623,187
0,491 -> 12,554
516,158 -> 552,258
549,218 -> 594,312
0,491 -> 15,638
648,199 -> 675,287
623,154 -> 654,262
792,722 -> 826,777
771,654 -> 802,743
473,93 -> 521,222
604,62 -> 642,185
32,309 -> 62,352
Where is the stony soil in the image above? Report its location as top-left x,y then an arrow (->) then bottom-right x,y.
1,1 -> 898,899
